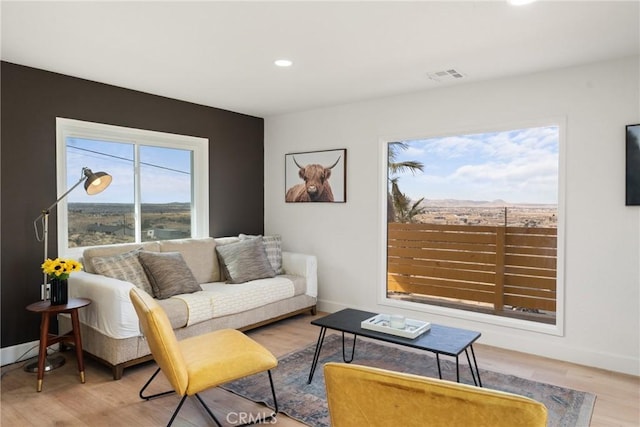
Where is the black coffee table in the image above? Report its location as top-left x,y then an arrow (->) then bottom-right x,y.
308,308 -> 482,386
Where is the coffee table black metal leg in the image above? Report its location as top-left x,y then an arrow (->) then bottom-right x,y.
456,356 -> 460,382
470,345 -> 482,387
435,354 -> 442,379
307,327 -> 327,384
464,348 -> 478,386
341,332 -> 357,363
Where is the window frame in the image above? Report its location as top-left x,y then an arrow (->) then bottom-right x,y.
378,118 -> 566,336
56,118 -> 209,259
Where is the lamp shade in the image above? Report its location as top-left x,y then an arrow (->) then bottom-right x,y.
83,169 -> 112,195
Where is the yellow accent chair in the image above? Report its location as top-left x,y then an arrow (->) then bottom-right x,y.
324,362 -> 548,427
129,287 -> 278,426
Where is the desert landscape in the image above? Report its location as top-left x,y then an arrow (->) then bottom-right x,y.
68,202 -> 190,247
69,199 -> 556,248
415,199 -> 557,228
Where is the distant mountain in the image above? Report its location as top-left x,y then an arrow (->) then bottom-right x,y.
68,202 -> 190,214
420,199 -> 555,208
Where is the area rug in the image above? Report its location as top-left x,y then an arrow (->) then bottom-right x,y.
222,334 -> 595,426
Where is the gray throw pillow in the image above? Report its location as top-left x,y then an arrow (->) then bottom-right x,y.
216,237 -> 276,284
238,234 -> 285,274
138,251 -> 201,299
91,248 -> 154,295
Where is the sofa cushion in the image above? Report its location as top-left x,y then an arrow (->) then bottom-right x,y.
83,241 -> 160,274
159,238 -> 220,284
215,237 -> 276,284
91,248 -> 154,295
138,251 -> 201,299
239,234 -> 285,275
214,236 -> 240,246
157,298 -> 189,329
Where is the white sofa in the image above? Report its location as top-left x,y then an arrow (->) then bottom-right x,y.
60,236 -> 317,379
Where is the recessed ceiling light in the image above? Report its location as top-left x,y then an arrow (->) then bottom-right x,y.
274,59 -> 293,67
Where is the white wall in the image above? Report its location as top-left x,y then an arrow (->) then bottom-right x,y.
264,57 -> 640,376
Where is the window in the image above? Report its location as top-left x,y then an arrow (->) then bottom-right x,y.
384,123 -> 563,331
56,118 -> 208,258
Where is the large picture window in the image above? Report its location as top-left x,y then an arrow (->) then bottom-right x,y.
384,124 -> 563,328
56,118 -> 209,257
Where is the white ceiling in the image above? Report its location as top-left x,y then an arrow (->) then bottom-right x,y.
2,1 -> 639,117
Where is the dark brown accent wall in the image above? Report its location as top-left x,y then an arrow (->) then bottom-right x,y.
1,61 -> 265,348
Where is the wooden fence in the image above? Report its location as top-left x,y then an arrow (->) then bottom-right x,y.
387,222 -> 557,318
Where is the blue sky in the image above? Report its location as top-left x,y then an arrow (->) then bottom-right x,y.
392,126 -> 559,205
66,138 -> 192,204
66,126 -> 559,205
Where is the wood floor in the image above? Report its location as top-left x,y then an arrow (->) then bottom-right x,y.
1,311 -> 638,426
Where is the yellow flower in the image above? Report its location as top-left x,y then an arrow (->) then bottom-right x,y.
41,258 -> 83,280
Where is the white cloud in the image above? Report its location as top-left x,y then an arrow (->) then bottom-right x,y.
396,126 -> 559,204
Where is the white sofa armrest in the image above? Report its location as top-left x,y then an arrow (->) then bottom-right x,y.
68,271 -> 141,339
282,252 -> 317,298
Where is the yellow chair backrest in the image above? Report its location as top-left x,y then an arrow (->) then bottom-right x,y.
324,362 -> 547,427
130,287 -> 189,396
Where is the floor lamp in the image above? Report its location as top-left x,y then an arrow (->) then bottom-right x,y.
25,167 -> 112,373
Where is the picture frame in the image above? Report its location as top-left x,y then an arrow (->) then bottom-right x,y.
285,149 -> 347,203
626,124 -> 640,206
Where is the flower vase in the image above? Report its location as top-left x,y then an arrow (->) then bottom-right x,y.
50,278 -> 68,305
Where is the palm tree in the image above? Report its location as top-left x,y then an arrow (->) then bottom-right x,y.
390,177 -> 426,223
388,142 -> 424,176
388,142 -> 424,222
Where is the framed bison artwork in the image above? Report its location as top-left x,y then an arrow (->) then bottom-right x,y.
285,149 -> 347,203
627,124 -> 640,206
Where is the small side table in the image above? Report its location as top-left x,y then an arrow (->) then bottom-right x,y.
26,297 -> 91,392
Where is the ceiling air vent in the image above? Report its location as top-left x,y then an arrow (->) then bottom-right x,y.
427,69 -> 466,82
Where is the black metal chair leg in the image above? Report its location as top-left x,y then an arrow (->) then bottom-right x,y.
268,369 -> 279,415
242,370 -> 278,426
194,393 -> 223,427
237,370 -> 279,426
193,370 -> 278,427
167,395 -> 188,427
142,368 -> 279,426
139,367 -> 175,400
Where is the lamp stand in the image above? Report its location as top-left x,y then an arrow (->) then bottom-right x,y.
25,167 -> 112,375
42,209 -> 50,293
23,354 -> 65,373
25,209 -> 67,373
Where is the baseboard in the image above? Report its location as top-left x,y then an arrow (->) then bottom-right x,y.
1,340 -> 41,366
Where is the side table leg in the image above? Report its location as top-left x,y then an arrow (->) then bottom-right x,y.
36,313 -> 51,392
70,309 -> 85,383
